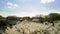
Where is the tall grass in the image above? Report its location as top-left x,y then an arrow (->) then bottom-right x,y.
2,21 -> 60,34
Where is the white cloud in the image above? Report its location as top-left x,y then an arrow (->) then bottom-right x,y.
7,2 -> 19,9
8,5 -> 39,17
5,3 -> 60,17
1,5 -> 60,17
19,0 -> 27,3
16,5 -> 45,17
21,5 -> 60,16
40,0 -> 55,4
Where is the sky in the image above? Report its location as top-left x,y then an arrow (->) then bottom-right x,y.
0,0 -> 60,17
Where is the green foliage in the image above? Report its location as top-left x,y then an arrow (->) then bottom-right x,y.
44,16 -> 49,21
32,16 -> 44,23
39,16 -> 44,23
0,19 -> 9,33
48,13 -> 60,23
22,16 -> 30,21
32,17 -> 39,19
0,16 -> 8,28
0,15 -> 4,19
0,16 -> 15,33
49,13 -> 60,20
0,13 -> 60,34
6,16 -> 18,20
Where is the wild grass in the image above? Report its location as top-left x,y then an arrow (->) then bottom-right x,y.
2,21 -> 60,34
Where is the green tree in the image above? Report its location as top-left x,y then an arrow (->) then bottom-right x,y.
32,16 -> 44,23
32,17 -> 39,19
6,16 -> 18,20
0,16 -> 9,32
39,16 -> 44,23
22,16 -> 30,21
44,16 -> 49,21
48,13 -> 60,26
0,15 -> 5,19
48,13 -> 60,22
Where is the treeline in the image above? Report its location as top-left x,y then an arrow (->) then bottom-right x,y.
0,13 -> 60,30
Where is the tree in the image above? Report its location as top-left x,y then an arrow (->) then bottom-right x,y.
39,16 -> 44,23
6,16 -> 18,20
31,16 -> 40,22
0,16 -> 9,31
0,15 -> 5,19
22,16 -> 30,21
44,16 -> 49,21
48,13 -> 60,26
32,16 -> 44,23
48,13 -> 60,22
32,17 -> 39,19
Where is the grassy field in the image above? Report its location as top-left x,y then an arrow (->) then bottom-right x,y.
2,21 -> 60,34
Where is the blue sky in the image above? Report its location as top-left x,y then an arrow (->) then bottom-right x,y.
0,0 -> 60,17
